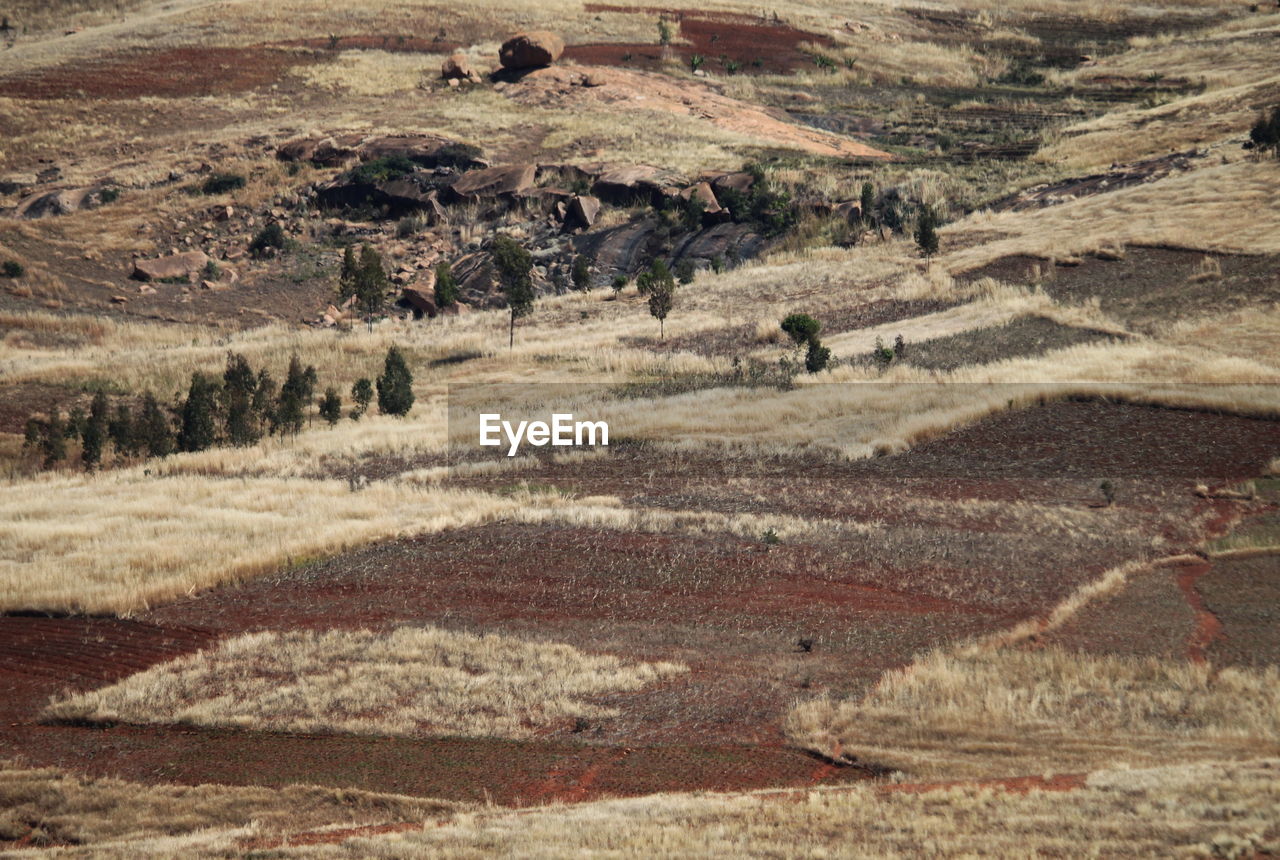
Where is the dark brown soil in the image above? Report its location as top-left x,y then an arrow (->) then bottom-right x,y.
1201,552 -> 1280,668
0,46 -> 315,100
643,297 -> 956,357
959,247 -> 1280,333
886,314 -> 1121,372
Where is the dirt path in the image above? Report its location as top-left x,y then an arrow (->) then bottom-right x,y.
1176,562 -> 1225,665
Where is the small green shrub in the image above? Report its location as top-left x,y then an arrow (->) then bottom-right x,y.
200,172 -> 246,195
1,260 -> 24,278
781,313 -> 820,346
249,223 -> 287,258
805,339 -> 831,373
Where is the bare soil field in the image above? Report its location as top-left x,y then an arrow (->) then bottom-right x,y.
959,247 -> 1280,331
568,9 -> 831,75
0,46 -> 314,100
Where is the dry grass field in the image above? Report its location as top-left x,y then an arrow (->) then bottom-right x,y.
1,0 -> 1279,854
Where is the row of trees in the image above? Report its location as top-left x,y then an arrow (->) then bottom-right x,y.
22,347 -> 415,471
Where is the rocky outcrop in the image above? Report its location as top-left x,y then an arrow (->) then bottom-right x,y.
0,173 -> 36,196
131,250 -> 209,282
673,222 -> 765,267
276,135 -> 361,168
448,164 -> 536,201
277,134 -> 484,170
12,185 -> 106,219
499,31 -> 564,71
591,165 -> 683,207
571,220 -> 658,280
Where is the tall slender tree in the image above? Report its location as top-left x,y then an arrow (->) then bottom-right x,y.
140,392 -> 174,458
376,345 -> 415,416
178,372 -> 219,453
81,391 -> 109,470
644,259 -> 676,340
491,235 -> 534,348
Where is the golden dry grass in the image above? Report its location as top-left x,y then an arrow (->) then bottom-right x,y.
243,759 -> 1280,858
785,647 -> 1280,780
0,471 -> 516,615
1036,76 -> 1280,169
45,626 -> 686,739
0,762 -> 453,851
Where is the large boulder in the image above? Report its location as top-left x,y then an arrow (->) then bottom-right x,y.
499,31 -> 564,71
402,286 -> 438,318
680,182 -> 721,214
132,250 -> 209,282
710,171 -> 755,197
565,194 -> 600,230
447,164 -> 536,201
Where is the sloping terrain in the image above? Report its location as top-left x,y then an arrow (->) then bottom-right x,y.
1,0 -> 1279,855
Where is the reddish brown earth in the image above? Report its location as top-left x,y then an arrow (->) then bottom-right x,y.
2,400 -> 1275,803
1176,562 -> 1224,664
880,772 -> 1087,796
0,46 -> 313,100
568,9 -> 831,75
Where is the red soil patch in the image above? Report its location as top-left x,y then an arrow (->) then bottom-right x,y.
568,9 -> 831,75
882,772 -> 1087,796
1176,563 -> 1223,665
2,721 -> 869,805
0,46 -> 311,100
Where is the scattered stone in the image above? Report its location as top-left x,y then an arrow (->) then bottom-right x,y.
110,294 -> 128,303
442,52 -> 480,82
499,31 -> 564,71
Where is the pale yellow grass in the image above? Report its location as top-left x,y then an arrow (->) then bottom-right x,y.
785,647 -> 1280,780
46,626 -> 686,739
296,50 -> 437,97
7,758 -> 1278,858
1036,75 -> 1280,170
949,158 -> 1280,270
1056,14 -> 1280,91
0,469 -> 518,615
0,762 -> 453,851
266,759 -> 1280,859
